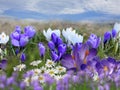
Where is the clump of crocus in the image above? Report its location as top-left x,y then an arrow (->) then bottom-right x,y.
10,26 -> 36,47
62,27 -> 83,45
48,33 -> 66,61
10,26 -> 36,62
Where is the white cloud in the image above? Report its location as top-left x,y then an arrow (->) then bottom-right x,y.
0,0 -> 120,15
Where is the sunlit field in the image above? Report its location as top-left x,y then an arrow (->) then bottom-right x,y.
0,19 -> 120,90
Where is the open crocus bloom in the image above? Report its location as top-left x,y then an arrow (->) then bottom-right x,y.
43,28 -> 60,41
62,27 -> 83,45
0,32 -> 9,44
61,43 -> 97,71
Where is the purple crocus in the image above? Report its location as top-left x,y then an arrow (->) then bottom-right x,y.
20,53 -> 26,62
38,43 -> 46,57
87,34 -> 101,48
112,29 -> 117,38
48,41 -> 55,50
103,31 -> 111,43
61,43 -> 97,71
0,59 -> 7,69
24,26 -> 36,38
58,44 -> 66,56
11,33 -> 29,47
51,33 -> 58,44
51,50 -> 59,61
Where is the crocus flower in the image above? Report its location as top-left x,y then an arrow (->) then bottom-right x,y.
103,31 -> 111,43
62,27 -> 83,45
0,59 -> 7,69
113,23 -> 120,33
48,41 -> 55,50
20,53 -> 26,62
112,29 -> 117,38
38,43 -> 46,57
61,43 -> 97,71
87,34 -> 101,48
51,50 -> 59,61
0,32 -> 9,44
11,33 -> 29,47
24,26 -> 36,38
43,28 -> 60,41
58,44 -> 66,56
51,33 -> 58,44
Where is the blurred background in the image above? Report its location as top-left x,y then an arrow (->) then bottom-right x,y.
0,0 -> 120,35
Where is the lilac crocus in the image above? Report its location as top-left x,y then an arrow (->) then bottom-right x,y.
112,29 -> 117,38
104,31 -> 111,43
51,50 -> 59,61
11,33 -> 29,47
87,34 -> 101,48
48,41 -> 55,50
58,44 -> 66,55
0,59 -> 7,69
24,26 -> 36,38
51,33 -> 58,44
38,43 -> 46,57
20,53 -> 26,62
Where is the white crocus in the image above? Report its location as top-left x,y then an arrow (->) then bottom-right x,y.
56,66 -> 66,74
13,64 -> 26,71
62,27 -> 83,45
45,59 -> 56,68
30,60 -> 41,66
0,32 -> 9,44
113,23 -> 120,37
43,28 -> 60,41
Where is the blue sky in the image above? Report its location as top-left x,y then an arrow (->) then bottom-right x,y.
0,0 -> 120,22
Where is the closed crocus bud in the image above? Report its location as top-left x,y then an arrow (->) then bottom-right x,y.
58,44 -> 66,55
56,37 -> 63,45
15,26 -> 21,33
51,50 -> 58,61
112,29 -> 117,38
20,53 -> 26,62
104,31 -> 111,43
51,33 -> 58,44
38,43 -> 46,57
48,41 -> 55,50
24,26 -> 36,38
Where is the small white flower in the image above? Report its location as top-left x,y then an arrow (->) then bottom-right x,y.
24,77 -> 31,86
43,28 -> 60,41
54,75 -> 63,81
13,64 -> 26,71
31,75 -> 39,82
62,27 -> 83,45
40,66 -> 47,74
93,72 -> 99,81
33,68 -> 41,75
56,66 -> 66,74
38,75 -> 45,83
45,59 -> 55,68
30,60 -> 41,66
0,32 -> 9,44
46,69 -> 57,77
